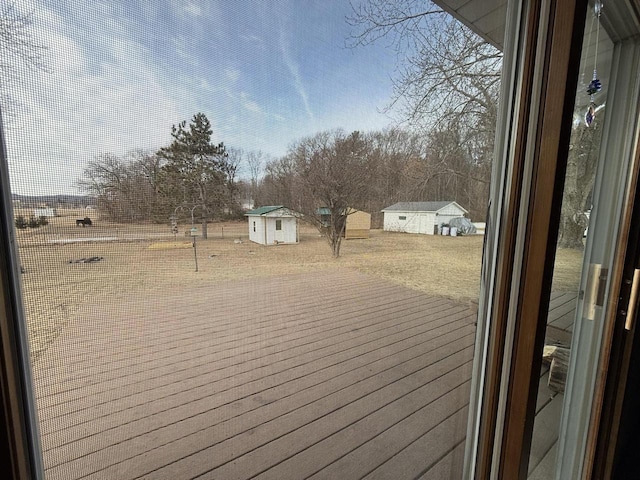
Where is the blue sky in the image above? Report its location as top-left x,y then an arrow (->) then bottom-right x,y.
5,0 -> 399,195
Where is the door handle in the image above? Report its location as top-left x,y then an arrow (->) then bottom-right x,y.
625,268 -> 640,330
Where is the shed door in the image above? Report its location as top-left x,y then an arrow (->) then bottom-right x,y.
274,218 -> 284,242
421,213 -> 435,235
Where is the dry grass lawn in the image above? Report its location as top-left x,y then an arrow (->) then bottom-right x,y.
15,209 -> 583,363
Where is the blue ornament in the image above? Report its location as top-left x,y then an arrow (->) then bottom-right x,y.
587,78 -> 602,95
585,103 -> 596,127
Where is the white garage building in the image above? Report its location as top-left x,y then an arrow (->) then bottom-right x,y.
381,201 -> 469,235
245,206 -> 299,245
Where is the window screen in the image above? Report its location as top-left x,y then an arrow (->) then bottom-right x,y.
2,1 -> 504,478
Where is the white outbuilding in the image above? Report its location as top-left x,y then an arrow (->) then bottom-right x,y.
33,207 -> 56,217
381,201 -> 469,235
245,206 -> 299,245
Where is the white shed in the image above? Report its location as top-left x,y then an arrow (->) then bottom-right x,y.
34,207 -> 56,217
381,201 -> 468,235
245,206 -> 299,245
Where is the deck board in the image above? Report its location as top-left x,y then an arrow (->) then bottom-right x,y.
33,271 -> 578,480
415,440 -> 466,480
529,443 -> 557,479
303,385 -> 470,480
529,387 -> 563,474
362,406 -> 469,480
34,270 -> 477,480
547,292 -> 578,333
528,290 -> 576,478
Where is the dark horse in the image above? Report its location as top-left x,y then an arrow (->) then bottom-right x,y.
76,217 -> 92,227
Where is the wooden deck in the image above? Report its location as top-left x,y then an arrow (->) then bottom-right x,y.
545,291 -> 578,347
528,291 -> 578,478
31,271 -> 577,479
33,270 -> 477,480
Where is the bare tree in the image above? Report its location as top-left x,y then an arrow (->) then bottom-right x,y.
246,150 -> 268,206
348,1 -> 500,220
289,130 -> 373,257
0,1 -> 49,117
261,155 -> 298,210
78,150 -> 165,222
257,125 -> 489,229
222,147 -> 243,216
351,1 -> 599,240
363,128 -> 424,224
348,1 -> 500,133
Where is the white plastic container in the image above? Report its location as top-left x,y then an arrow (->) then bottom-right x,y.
450,227 -> 458,237
442,226 -> 450,236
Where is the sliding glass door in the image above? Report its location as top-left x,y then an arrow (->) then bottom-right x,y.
466,0 -> 640,478
530,7 -> 640,478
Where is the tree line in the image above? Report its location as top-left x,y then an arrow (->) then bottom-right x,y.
257,127 -> 490,225
78,115 -> 492,252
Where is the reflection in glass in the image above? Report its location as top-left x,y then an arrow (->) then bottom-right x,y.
527,4 -> 613,478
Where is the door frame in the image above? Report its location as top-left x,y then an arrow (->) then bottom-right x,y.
469,0 -> 640,478
0,108 -> 44,478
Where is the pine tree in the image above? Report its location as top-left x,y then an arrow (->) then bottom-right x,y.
157,113 -> 228,239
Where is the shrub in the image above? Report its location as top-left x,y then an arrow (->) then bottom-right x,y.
28,216 -> 40,228
15,215 -> 28,229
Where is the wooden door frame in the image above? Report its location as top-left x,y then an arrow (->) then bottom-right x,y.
499,1 -> 586,475
472,0 -> 543,476
472,0 -> 587,477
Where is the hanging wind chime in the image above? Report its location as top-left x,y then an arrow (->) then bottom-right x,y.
585,1 -> 603,127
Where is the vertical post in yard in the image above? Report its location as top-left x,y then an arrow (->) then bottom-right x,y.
190,227 -> 198,272
193,235 -> 198,272
222,226 -> 224,239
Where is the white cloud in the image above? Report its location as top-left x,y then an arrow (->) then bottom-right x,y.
241,34 -> 265,50
184,2 -> 202,17
171,35 -> 199,66
224,68 -> 240,83
279,28 -> 314,120
240,92 -> 262,114
5,2 -> 182,195
4,0 -> 397,195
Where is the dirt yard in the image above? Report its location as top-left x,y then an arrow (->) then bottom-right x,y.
14,209 -> 583,363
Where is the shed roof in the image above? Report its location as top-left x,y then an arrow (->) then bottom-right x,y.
382,201 -> 467,213
245,205 -> 285,216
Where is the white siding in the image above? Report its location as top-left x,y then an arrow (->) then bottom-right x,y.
382,202 -> 468,235
436,204 -> 467,216
34,208 -> 56,217
383,212 -> 437,235
248,216 -> 266,244
264,217 -> 297,244
248,211 -> 298,245
421,213 -> 437,234
435,203 -> 467,227
383,212 -> 414,232
473,222 -> 486,234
